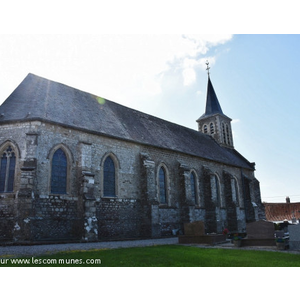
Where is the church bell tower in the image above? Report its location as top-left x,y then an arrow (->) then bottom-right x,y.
197,61 -> 234,148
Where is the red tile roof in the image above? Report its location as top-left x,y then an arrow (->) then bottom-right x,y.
264,202 -> 300,222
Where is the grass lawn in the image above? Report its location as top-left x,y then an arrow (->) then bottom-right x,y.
2,245 -> 300,267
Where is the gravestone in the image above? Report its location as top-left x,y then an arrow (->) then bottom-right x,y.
184,221 -> 205,236
243,220 -> 276,246
246,220 -> 274,239
179,220 -> 226,245
288,224 -> 300,250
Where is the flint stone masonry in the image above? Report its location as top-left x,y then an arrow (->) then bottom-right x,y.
0,196 -> 82,242
1,123 -> 262,244
0,120 -> 264,243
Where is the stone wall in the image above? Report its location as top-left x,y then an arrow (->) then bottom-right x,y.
31,196 -> 81,241
223,171 -> 238,232
0,120 -> 263,243
243,176 -> 256,223
0,195 -> 82,242
0,197 -> 15,241
96,198 -> 147,240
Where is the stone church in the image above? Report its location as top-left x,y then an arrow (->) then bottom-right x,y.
0,72 -> 265,243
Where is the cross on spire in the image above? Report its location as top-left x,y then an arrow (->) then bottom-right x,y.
206,60 -> 210,77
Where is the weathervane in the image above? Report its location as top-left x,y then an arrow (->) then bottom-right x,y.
206,60 -> 210,77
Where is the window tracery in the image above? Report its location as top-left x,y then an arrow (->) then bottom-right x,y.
159,166 -> 167,204
51,148 -> 67,194
103,156 -> 116,197
0,145 -> 16,193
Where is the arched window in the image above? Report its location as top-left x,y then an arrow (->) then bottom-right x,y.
212,174 -> 221,206
203,124 -> 208,134
0,145 -> 16,193
159,166 -> 167,204
215,175 -> 221,206
103,156 -> 116,197
231,177 -> 239,205
51,148 -> 67,194
190,172 -> 197,204
210,122 -> 215,134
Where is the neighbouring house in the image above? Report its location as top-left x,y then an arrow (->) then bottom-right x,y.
264,198 -> 300,224
0,72 -> 265,243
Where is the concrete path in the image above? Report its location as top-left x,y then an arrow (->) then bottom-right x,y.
0,237 -> 178,258
1,237 -> 299,258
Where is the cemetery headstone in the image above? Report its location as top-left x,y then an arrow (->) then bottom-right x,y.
288,224 -> 300,250
242,220 -> 276,247
184,221 -> 205,236
246,220 -> 275,239
179,220 -> 226,245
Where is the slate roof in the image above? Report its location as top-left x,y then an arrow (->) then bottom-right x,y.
197,76 -> 230,121
0,73 -> 254,170
264,202 -> 300,222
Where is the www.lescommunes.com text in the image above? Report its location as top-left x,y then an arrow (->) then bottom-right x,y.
1,257 -> 101,265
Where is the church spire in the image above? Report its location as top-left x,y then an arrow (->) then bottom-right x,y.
204,76 -> 224,116
196,62 -> 234,148
201,61 -> 224,117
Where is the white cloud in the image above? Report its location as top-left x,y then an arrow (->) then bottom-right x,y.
0,34 -> 233,108
182,68 -> 196,86
174,35 -> 232,86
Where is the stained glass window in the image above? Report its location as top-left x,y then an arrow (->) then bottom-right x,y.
0,153 -> 7,192
214,175 -> 221,206
190,172 -> 197,204
232,178 -> 239,204
103,156 -> 116,197
51,148 -> 67,194
0,146 -> 16,193
7,152 -> 15,192
159,167 -> 167,204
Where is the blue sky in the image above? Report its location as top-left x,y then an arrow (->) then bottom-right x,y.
1,34 -> 300,203
208,35 -> 300,203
